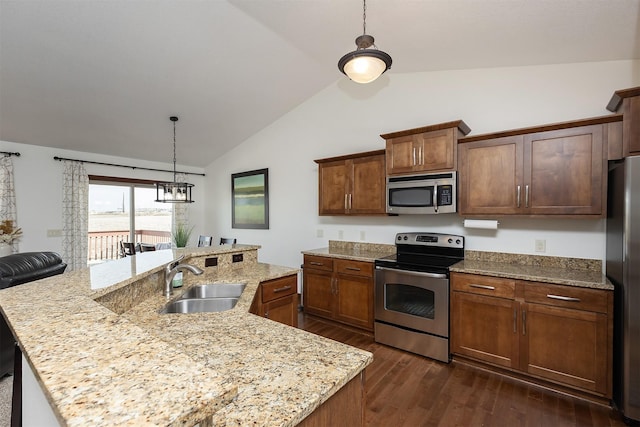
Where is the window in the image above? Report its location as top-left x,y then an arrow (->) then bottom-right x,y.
88,176 -> 172,263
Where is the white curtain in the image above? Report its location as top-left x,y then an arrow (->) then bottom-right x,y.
62,161 -> 88,270
0,156 -> 18,253
172,173 -> 190,246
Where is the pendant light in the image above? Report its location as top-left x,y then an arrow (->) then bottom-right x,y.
155,116 -> 195,203
337,0 -> 392,84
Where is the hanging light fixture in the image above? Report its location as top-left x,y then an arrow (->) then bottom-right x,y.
155,116 -> 195,203
337,0 -> 392,84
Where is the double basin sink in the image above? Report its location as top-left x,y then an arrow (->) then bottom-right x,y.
161,283 -> 246,314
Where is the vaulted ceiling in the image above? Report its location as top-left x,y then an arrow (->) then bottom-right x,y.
1,0 -> 639,167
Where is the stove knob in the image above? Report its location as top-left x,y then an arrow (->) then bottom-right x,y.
403,236 -> 408,240
397,236 -> 402,241
448,238 -> 453,244
456,239 -> 461,245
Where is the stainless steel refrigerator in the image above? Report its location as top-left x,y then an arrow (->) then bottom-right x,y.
607,156 -> 640,423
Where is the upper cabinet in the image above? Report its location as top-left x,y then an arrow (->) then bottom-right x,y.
315,150 -> 386,216
458,116 -> 622,217
381,120 -> 471,176
607,86 -> 640,158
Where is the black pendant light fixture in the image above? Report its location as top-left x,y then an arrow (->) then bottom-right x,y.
338,0 -> 392,84
155,116 -> 195,203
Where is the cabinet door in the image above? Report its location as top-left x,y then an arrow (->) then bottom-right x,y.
334,273 -> 374,331
318,160 -> 348,215
524,125 -> 604,215
451,291 -> 519,369
420,127 -> 456,172
386,135 -> 417,175
625,96 -> 640,155
521,302 -> 609,395
350,154 -> 386,214
458,136 -> 524,215
302,269 -> 334,319
263,294 -> 298,327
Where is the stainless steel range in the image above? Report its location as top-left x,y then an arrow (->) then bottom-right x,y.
374,232 -> 464,363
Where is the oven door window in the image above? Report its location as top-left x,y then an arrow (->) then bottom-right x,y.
385,283 -> 435,319
388,186 -> 434,207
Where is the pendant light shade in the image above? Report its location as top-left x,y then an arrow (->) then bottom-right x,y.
338,1 -> 392,84
155,116 -> 195,203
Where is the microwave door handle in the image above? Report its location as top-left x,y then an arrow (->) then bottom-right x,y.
433,184 -> 438,212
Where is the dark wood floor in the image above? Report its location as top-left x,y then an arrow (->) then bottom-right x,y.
298,313 -> 628,427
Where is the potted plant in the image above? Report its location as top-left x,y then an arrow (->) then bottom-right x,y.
172,222 -> 193,248
0,220 -> 22,256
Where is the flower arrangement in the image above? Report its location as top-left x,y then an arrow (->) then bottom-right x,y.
0,220 -> 22,244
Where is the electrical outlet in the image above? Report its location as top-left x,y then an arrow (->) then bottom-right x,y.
535,239 -> 546,253
316,229 -> 324,238
47,229 -> 62,237
338,230 -> 344,239
360,231 -> 366,241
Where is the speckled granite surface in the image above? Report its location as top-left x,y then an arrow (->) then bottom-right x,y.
450,251 -> 612,290
0,245 -> 372,426
302,240 -> 395,262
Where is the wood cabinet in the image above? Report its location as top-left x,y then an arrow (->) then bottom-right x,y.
250,275 -> 298,327
302,255 -> 374,331
451,272 -> 613,398
458,117 -> 622,217
607,86 -> 640,157
315,150 -> 386,216
381,120 -> 470,176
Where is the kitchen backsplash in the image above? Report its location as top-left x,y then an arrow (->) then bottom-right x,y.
464,250 -> 601,272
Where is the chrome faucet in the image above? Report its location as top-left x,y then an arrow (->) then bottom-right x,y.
164,255 -> 204,298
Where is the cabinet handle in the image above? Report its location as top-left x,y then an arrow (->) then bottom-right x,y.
309,262 -> 324,266
419,146 -> 424,165
522,309 -> 526,335
273,285 -> 292,293
469,284 -> 495,290
412,147 -> 416,166
348,193 -> 352,210
517,185 -> 521,208
546,294 -> 581,302
334,277 -> 339,295
345,266 -> 361,271
344,194 -> 348,210
525,185 -> 530,208
513,308 -> 517,334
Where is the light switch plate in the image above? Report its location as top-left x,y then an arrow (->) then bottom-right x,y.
47,229 -> 62,237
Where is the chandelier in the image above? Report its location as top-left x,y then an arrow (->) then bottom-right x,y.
155,116 -> 194,203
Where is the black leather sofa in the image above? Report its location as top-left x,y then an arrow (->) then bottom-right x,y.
0,252 -> 67,377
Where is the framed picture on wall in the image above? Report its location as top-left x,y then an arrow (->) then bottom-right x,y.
231,168 -> 269,229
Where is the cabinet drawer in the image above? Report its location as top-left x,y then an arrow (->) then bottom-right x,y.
262,275 -> 297,303
303,255 -> 334,272
522,282 -> 609,314
451,273 -> 515,299
335,259 -> 373,278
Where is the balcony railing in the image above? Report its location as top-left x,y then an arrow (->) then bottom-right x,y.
88,230 -> 172,262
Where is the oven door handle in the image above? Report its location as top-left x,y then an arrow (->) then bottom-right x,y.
375,266 -> 448,279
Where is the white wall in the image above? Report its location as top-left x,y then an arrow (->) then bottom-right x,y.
0,140 -> 205,255
205,60 -> 640,269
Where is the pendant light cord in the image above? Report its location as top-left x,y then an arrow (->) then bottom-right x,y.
362,0 -> 367,35
172,117 -> 178,182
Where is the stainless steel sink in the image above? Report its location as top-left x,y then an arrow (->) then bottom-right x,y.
180,283 -> 246,299
161,297 -> 239,314
160,283 -> 246,314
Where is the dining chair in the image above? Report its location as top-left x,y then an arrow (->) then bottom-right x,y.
197,235 -> 213,247
219,238 -> 237,245
120,242 -> 137,257
139,243 -> 156,252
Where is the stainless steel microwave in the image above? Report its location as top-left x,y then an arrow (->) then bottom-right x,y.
386,172 -> 456,214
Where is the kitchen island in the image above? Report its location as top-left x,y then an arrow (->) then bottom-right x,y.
0,245 -> 372,426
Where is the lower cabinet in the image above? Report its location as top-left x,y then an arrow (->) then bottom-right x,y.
451,272 -> 613,398
303,255 -> 374,331
250,275 -> 298,327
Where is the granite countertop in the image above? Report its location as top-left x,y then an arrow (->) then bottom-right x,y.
302,240 -> 396,262
450,251 -> 613,291
0,245 -> 372,426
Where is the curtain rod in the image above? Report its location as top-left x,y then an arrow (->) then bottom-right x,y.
52,156 -> 206,177
1,151 -> 20,157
